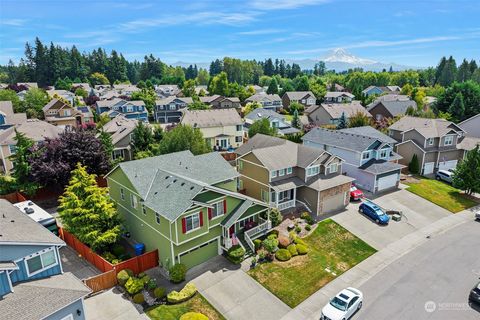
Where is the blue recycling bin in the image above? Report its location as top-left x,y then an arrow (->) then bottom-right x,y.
134,243 -> 145,256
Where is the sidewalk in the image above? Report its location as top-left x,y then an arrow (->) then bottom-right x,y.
281,209 -> 473,320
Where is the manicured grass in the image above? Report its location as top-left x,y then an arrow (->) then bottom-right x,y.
146,293 -> 225,320
404,178 -> 478,213
248,219 -> 376,308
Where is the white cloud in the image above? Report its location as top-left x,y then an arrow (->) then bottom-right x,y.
237,28 -> 283,35
1,19 -> 27,26
250,0 -> 330,10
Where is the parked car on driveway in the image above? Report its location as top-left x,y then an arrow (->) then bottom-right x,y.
350,185 -> 364,201
469,281 -> 480,305
435,169 -> 453,183
359,200 -> 390,225
321,287 -> 363,320
474,207 -> 480,220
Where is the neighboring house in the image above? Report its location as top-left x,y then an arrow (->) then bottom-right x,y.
303,127 -> 404,193
367,95 -> 417,121
95,98 -> 148,122
76,106 -> 95,125
305,101 -> 372,126
155,84 -> 180,97
330,83 -> 346,92
43,98 -> 82,128
194,85 -> 208,95
250,85 -> 265,94
458,114 -> 480,138
0,199 -> 90,320
100,114 -> 139,161
282,91 -> 316,109
323,92 -> 355,103
112,84 -> 140,96
17,82 -> 38,89
0,101 -> 27,128
181,108 -> 244,150
71,83 -> 92,93
154,96 -> 193,124
389,116 -> 475,174
362,85 -> 401,97
0,119 -> 63,174
106,151 -> 270,270
244,108 -> 300,136
236,134 -> 354,216
244,93 -> 282,111
47,89 -> 76,106
199,95 -> 241,110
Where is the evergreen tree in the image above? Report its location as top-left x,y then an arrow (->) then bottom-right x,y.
408,154 -> 420,174
456,59 -> 472,82
266,77 -> 279,94
159,125 -> 210,155
452,146 -> 480,195
9,130 -> 38,196
58,163 -> 122,251
209,59 -> 223,76
248,118 -> 277,138
336,112 -> 347,129
291,109 -> 301,129
264,58 -> 275,76
98,130 -> 114,164
132,121 -> 154,156
448,92 -> 465,121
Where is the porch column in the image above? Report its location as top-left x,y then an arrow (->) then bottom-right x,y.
275,191 -> 279,208
293,187 -> 296,203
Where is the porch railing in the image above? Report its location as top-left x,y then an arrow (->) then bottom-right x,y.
277,200 -> 295,211
244,218 -> 272,251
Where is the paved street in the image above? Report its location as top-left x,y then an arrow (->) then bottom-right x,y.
357,219 -> 480,320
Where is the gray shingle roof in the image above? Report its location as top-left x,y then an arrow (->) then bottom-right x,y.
307,174 -> 354,191
155,96 -> 193,105
112,151 -> 239,220
339,126 -> 397,144
245,93 -> 282,103
245,108 -> 284,122
320,101 -> 371,119
388,116 -> 465,138
324,92 -> 354,99
284,91 -> 316,100
303,127 -> 382,152
0,199 -> 64,245
181,108 -> 242,128
359,159 -> 405,174
0,119 -> 63,145
1,272 -> 90,320
369,100 -> 417,116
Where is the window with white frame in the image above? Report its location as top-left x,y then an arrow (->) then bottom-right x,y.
306,165 -> 320,177
185,213 -> 200,232
235,136 -> 242,142
427,138 -> 434,146
130,194 -> 138,208
270,170 -> 277,179
444,135 -> 453,146
8,145 -> 16,154
362,152 -> 370,160
380,149 -> 388,158
236,124 -> 243,131
287,167 -> 292,174
120,188 -> 125,200
211,201 -> 225,218
25,248 -> 57,276
112,149 -> 124,160
155,212 -> 161,224
142,204 -> 147,215
328,163 -> 338,174
279,168 -> 286,176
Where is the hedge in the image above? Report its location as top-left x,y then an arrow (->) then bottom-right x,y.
275,249 -> 292,261
227,245 -> 245,264
287,244 -> 298,256
179,312 -> 209,320
167,283 -> 197,304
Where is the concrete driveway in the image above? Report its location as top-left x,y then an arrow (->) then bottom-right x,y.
84,288 -> 149,320
332,187 -> 451,250
60,246 -> 100,280
192,256 -> 291,320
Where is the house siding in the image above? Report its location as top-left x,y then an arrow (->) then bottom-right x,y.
396,142 -> 424,169
297,187 -> 319,213
238,153 -> 269,201
0,271 -> 11,296
45,298 -> 86,320
369,103 -> 394,120
318,182 -> 351,214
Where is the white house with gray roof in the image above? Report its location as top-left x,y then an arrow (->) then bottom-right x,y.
245,93 -> 282,110
244,108 -> 300,136
303,126 -> 405,193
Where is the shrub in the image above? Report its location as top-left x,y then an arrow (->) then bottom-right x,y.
409,154 -> 420,174
297,244 -> 309,255
167,282 -> 197,304
278,236 -> 290,249
227,245 -> 245,264
125,277 -> 145,295
300,212 -> 310,220
269,209 -> 283,227
267,229 -> 279,238
146,278 -> 156,290
102,251 -> 117,263
294,237 -> 306,246
254,239 -> 262,250
153,287 -> 166,299
275,249 -> 292,261
287,244 -> 298,256
133,293 -> 145,304
267,233 -> 278,240
258,250 -> 267,261
305,225 -> 312,231
301,213 -> 315,225
117,269 -> 133,286
112,244 -> 126,257
295,226 -> 301,233
179,312 -> 209,320
262,238 -> 279,253
140,274 -> 151,285
169,263 -> 187,283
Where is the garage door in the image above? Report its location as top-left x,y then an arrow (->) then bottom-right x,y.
178,239 -> 219,269
438,160 -> 457,171
322,192 -> 346,214
377,173 -> 398,191
423,162 -> 435,175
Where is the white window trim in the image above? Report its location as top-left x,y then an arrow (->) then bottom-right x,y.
328,163 -> 338,174
270,170 -> 277,178
287,167 -> 292,174
24,247 -> 58,277
362,151 -> 370,160
211,201 -> 225,219
60,315 -> 74,320
380,149 -> 388,158
427,138 -> 434,146
130,194 -> 138,209
306,165 -> 320,177
185,212 -> 201,234
444,135 -> 454,146
279,168 -> 286,176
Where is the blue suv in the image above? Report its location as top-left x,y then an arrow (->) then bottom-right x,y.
359,201 -> 390,225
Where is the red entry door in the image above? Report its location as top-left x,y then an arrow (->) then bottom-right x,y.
229,225 -> 235,236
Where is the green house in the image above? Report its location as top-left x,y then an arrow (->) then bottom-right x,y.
106,150 -> 271,271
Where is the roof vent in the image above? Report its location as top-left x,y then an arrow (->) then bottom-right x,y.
190,186 -> 195,190
173,179 -> 177,183
181,182 -> 185,186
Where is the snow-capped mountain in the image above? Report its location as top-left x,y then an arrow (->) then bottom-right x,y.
322,48 -> 377,65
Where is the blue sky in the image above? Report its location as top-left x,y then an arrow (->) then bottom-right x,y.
1,0 -> 479,67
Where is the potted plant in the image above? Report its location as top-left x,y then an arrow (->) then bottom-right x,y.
250,257 -> 257,269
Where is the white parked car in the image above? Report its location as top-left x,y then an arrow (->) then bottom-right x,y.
320,287 -> 363,320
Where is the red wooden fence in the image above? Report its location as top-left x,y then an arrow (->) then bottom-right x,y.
59,228 -> 159,275
0,192 -> 27,203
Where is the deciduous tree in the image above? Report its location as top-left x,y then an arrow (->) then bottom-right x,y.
248,118 -> 277,138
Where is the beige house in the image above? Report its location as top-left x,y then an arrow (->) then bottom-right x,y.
181,109 -> 243,151
305,101 -> 372,126
0,119 -> 63,174
235,134 -> 354,216
389,116 -> 478,175
42,99 -> 82,129
100,114 -> 139,161
0,101 -> 27,127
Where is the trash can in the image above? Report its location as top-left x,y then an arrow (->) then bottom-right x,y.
134,243 -> 145,256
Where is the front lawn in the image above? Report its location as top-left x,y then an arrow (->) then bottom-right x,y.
248,219 -> 376,308
146,293 -> 225,320
404,178 -> 478,213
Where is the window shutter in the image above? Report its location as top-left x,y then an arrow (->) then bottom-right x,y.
199,211 -> 204,227
223,199 -> 227,214
181,218 -> 186,233
208,208 -> 212,220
